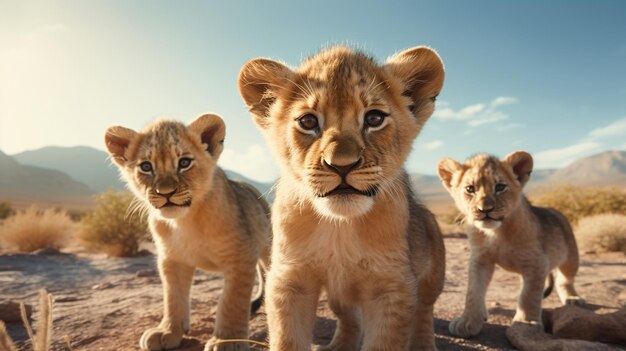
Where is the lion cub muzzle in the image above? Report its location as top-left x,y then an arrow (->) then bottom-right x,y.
148,177 -> 192,213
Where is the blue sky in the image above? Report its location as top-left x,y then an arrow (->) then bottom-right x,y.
1,1 -> 625,182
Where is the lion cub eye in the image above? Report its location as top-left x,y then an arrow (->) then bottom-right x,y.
178,157 -> 193,171
495,183 -> 508,193
139,161 -> 153,174
297,114 -> 319,132
364,110 -> 389,130
465,185 -> 475,194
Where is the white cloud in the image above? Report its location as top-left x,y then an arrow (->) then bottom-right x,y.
218,144 -> 279,183
534,141 -> 601,169
588,117 -> 626,139
433,96 -> 518,128
419,140 -> 444,150
491,96 -> 518,107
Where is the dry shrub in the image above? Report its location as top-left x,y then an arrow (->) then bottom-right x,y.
79,190 -> 150,257
436,207 -> 466,237
575,213 -> 626,254
0,206 -> 73,253
530,184 -> 626,224
0,202 -> 15,220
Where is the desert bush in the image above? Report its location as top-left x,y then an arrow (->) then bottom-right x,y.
436,207 -> 467,237
575,213 -> 626,254
0,206 -> 73,252
79,191 -> 150,257
0,202 -> 15,220
530,184 -> 626,224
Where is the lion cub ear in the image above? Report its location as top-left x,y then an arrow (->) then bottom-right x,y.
188,113 -> 226,159
385,46 -> 445,124
238,58 -> 294,129
104,126 -> 138,167
503,151 -> 533,187
437,157 -> 463,191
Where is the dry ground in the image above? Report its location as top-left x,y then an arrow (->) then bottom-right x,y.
1,237 -> 625,351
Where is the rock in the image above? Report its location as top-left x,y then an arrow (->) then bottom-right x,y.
551,305 -> 626,345
506,322 -> 614,351
91,282 -> 114,290
32,247 -> 62,256
0,301 -> 32,323
135,269 -> 158,278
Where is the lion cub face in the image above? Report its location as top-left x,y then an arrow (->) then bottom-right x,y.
104,114 -> 225,219
438,151 -> 533,231
239,46 -> 444,220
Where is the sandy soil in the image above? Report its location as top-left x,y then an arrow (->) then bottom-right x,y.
1,237 -> 625,351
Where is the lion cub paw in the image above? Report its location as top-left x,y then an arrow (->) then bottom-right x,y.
565,296 -> 586,306
139,327 -> 184,350
448,315 -> 484,338
204,337 -> 250,351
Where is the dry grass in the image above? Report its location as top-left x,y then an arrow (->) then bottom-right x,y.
530,184 -> 626,224
0,202 -> 15,220
435,206 -> 466,237
575,213 -> 626,254
0,206 -> 74,253
0,289 -> 62,351
79,190 -> 150,257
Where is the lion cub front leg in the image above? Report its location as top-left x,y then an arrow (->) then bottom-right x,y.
449,257 -> 494,338
318,300 -> 362,351
266,266 -> 320,351
513,266 -> 546,326
140,258 -> 195,350
361,278 -> 417,351
205,265 -> 257,351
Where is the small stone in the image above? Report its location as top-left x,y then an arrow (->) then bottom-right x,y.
491,301 -> 501,307
0,301 -> 32,322
92,282 -> 114,290
135,269 -> 158,278
32,247 -> 62,256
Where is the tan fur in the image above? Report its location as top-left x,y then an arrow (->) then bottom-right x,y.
437,151 -> 584,338
104,114 -> 271,351
238,46 -> 446,351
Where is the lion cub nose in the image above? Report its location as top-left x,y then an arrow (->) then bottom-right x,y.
478,206 -> 494,214
156,178 -> 177,197
323,158 -> 362,177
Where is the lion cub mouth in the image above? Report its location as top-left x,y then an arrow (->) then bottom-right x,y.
319,183 -> 378,198
477,215 -> 504,223
158,200 -> 192,209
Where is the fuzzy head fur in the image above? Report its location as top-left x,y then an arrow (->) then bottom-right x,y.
238,46 -> 444,220
437,151 -> 533,231
104,114 -> 225,220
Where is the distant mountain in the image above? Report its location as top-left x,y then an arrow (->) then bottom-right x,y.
13,146 -> 125,192
547,150 -> 626,186
11,146 -> 275,200
0,150 -> 94,201
224,170 -> 275,201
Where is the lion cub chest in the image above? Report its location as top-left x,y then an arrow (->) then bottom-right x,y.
153,219 -> 220,271
299,222 -> 375,301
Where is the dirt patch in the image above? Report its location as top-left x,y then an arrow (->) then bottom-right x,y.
2,238 -> 625,350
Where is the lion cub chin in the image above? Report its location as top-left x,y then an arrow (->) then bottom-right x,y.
239,45 -> 447,351
105,114 -> 271,351
438,151 -> 584,338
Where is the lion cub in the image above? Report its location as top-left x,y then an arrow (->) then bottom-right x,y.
238,46 -> 446,350
104,114 -> 271,351
437,151 -> 584,338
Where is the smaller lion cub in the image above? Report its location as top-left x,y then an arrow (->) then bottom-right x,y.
437,151 -> 584,338
104,114 -> 271,351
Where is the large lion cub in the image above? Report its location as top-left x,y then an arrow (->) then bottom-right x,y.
437,151 -> 584,338
238,46 -> 446,351
104,114 -> 271,351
